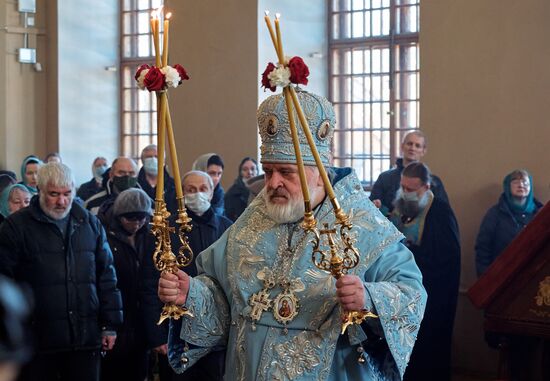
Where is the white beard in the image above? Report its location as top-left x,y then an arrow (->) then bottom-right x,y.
262,185 -> 323,224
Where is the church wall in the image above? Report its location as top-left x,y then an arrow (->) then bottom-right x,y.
165,0 -> 259,187
421,0 -> 550,376
0,0 -> 48,176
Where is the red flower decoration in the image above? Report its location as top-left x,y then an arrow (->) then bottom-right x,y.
173,64 -> 190,83
261,62 -> 277,92
143,67 -> 166,92
135,64 -> 150,81
288,56 -> 309,86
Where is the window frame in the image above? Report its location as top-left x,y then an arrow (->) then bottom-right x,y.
328,0 -> 420,188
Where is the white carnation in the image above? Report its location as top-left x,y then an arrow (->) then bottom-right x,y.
268,65 -> 291,88
161,66 -> 181,89
137,69 -> 149,90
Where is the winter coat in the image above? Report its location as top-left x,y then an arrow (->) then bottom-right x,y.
370,158 -> 449,214
105,220 -> 151,353
475,194 -> 543,277
77,178 -> 104,202
0,197 -> 123,353
137,167 -> 177,214
224,177 -> 249,222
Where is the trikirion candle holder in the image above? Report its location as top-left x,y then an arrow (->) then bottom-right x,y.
135,7 -> 193,325
262,11 -> 378,336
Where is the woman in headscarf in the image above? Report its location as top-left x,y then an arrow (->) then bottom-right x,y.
19,156 -> 42,196
475,169 -> 543,277
224,157 -> 258,222
0,184 -> 31,225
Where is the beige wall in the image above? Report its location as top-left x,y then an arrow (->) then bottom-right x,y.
0,0 -> 50,174
166,0 -> 258,188
421,0 -> 550,375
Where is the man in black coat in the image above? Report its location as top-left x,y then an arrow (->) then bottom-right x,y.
389,162 -> 460,381
370,130 -> 449,215
148,170 -> 232,381
0,163 -> 123,381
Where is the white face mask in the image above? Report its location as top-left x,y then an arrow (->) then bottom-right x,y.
401,190 -> 419,202
143,157 -> 158,176
93,165 -> 108,182
185,192 -> 211,215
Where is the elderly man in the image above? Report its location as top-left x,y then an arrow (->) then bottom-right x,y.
158,90 -> 426,380
151,170 -> 232,381
389,162 -> 460,381
0,163 -> 122,381
370,131 -> 449,215
84,156 -> 138,217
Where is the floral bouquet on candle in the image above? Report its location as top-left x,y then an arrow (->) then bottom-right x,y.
135,64 -> 190,92
261,56 -> 309,92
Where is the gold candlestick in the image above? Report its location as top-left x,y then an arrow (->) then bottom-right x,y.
263,12 -> 377,334
148,7 -> 193,325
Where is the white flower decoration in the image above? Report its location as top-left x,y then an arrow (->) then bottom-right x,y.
136,69 -> 149,90
161,66 -> 181,89
268,65 -> 291,88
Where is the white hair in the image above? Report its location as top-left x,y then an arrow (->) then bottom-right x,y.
182,170 -> 214,193
37,163 -> 75,191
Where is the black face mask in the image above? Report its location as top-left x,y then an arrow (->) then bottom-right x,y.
112,175 -> 137,192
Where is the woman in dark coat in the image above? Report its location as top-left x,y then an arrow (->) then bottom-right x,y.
224,157 -> 258,222
101,188 -> 155,381
475,169 -> 543,277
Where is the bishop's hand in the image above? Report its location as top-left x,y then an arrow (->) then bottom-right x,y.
335,274 -> 366,312
158,269 -> 190,306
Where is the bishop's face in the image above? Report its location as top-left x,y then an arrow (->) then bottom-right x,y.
262,163 -> 323,224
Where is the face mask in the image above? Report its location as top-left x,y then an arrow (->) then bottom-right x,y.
93,165 -> 107,182
401,191 -> 419,202
143,157 -> 158,176
112,175 -> 138,193
185,192 -> 211,215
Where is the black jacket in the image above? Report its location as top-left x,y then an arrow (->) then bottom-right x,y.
0,197 -> 123,353
475,194 -> 543,277
105,218 -> 158,353
137,167 -> 177,215
224,177 -> 249,222
77,178 -> 104,202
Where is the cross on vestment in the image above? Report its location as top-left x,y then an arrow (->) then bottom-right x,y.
249,289 -> 272,322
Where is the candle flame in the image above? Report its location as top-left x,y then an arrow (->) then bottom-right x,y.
166,12 -> 172,20
275,12 -> 281,20
264,10 -> 270,16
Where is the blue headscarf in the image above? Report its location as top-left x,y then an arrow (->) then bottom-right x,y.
0,184 -> 31,217
19,156 -> 42,194
503,170 -> 536,214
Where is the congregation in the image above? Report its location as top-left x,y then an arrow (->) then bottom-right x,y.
0,128 -> 543,381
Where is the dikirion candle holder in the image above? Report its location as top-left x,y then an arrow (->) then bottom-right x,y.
135,7 -> 193,325
262,11 -> 378,335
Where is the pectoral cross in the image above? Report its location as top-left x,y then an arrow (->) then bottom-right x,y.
249,289 -> 272,322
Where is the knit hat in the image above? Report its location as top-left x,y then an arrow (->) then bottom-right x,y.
113,188 -> 152,217
257,88 -> 336,166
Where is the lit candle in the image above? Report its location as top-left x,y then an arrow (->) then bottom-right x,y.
162,12 -> 172,67
264,11 -> 281,61
274,13 -> 284,64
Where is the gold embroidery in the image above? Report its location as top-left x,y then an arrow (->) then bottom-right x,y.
535,276 -> 550,306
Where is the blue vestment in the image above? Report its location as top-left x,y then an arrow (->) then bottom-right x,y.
167,168 -> 427,380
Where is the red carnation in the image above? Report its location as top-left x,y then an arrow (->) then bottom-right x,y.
135,64 -> 150,81
173,64 -> 190,83
261,62 -> 276,92
143,67 -> 166,92
288,56 -> 309,86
